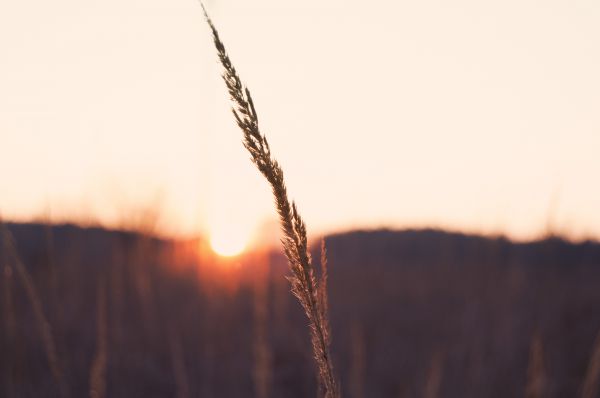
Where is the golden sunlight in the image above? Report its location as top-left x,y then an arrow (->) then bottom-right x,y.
209,228 -> 248,257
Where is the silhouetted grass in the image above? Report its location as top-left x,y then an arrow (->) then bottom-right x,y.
582,331 -> 600,398
0,223 -> 600,396
89,278 -> 107,398
201,5 -> 339,397
1,223 -> 68,398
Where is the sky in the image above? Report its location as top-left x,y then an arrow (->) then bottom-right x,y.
0,0 -> 599,243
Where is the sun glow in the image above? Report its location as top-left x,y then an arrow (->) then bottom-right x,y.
209,229 -> 248,257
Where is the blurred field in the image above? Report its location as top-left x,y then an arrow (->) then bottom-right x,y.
1,222 -> 600,397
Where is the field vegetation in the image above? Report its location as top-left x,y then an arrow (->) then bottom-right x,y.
1,223 -> 600,397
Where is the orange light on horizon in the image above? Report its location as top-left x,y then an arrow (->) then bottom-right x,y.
209,228 -> 248,258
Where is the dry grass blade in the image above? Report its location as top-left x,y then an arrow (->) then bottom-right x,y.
319,240 -> 331,345
581,331 -> 600,398
89,278 -> 108,398
44,219 -> 62,325
424,352 -> 444,398
253,252 -> 272,398
0,223 -> 69,398
201,5 -> 339,397
168,326 -> 191,398
2,243 -> 16,398
350,323 -> 365,398
525,333 -> 546,398
1,245 -> 16,342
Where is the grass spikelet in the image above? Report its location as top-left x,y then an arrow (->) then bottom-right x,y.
0,223 -> 69,398
581,331 -> 600,398
201,5 -> 340,397
89,278 -> 108,398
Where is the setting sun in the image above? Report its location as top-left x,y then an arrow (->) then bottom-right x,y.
209,229 -> 247,257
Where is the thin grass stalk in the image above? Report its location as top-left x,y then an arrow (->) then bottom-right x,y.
89,278 -> 108,398
525,333 -> 546,398
253,252 -> 272,398
423,352 -> 444,398
350,323 -> 365,398
1,246 -> 16,344
0,223 -> 69,398
109,248 -> 125,349
319,240 -> 331,344
581,331 -> 600,398
201,5 -> 339,397
2,244 -> 16,398
44,220 -> 62,325
168,326 -> 191,398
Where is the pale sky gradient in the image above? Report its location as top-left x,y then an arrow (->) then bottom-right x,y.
0,0 -> 599,242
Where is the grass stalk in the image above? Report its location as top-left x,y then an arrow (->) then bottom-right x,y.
89,278 -> 108,398
525,332 -> 546,398
0,223 -> 69,398
424,352 -> 444,398
581,331 -> 600,398
201,5 -> 340,397
168,326 -> 191,398
350,323 -> 365,398
253,252 -> 272,398
2,242 -> 16,398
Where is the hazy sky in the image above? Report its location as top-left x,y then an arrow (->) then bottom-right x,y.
1,0 -> 599,242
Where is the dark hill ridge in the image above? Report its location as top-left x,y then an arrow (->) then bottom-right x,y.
1,222 -> 600,397
323,228 -> 600,269
3,222 -> 167,270
317,229 -> 600,397
6,222 -> 600,270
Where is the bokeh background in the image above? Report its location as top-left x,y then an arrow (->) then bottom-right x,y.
1,0 -> 599,241
1,1 -> 600,397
